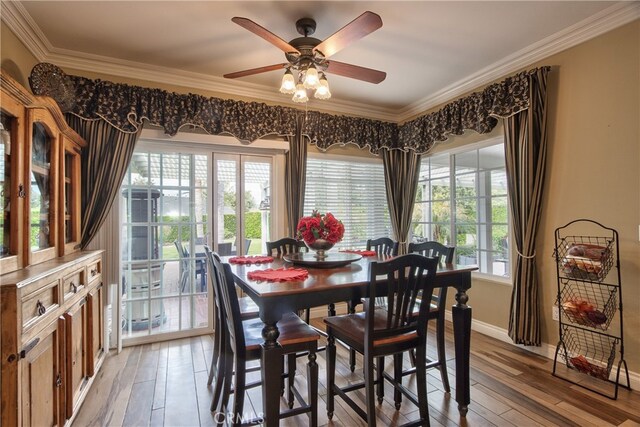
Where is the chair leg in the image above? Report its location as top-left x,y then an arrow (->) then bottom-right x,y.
326,334 -> 336,420
364,355 -> 377,427
210,338 -> 226,412
232,355 -> 246,427
393,354 -> 403,410
436,316 -> 450,393
208,322 -> 222,386
218,345 -> 234,418
347,302 -> 357,372
376,356 -> 385,404
415,344 -> 430,426
409,348 -> 416,367
307,350 -> 318,427
287,353 -> 296,409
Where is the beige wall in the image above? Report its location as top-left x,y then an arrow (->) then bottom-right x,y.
1,24 -> 38,88
2,20 -> 638,372
434,21 -> 640,372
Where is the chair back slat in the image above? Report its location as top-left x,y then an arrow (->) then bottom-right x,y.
407,241 -> 455,265
366,237 -> 398,257
366,254 -> 438,344
408,241 -> 455,305
266,237 -> 308,256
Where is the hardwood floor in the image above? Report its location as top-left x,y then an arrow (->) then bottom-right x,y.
73,321 -> 639,426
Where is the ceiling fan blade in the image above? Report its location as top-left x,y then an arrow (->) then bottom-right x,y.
326,60 -> 386,84
313,11 -> 382,58
232,17 -> 300,54
224,63 -> 287,79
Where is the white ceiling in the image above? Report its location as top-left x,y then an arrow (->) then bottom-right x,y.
2,1 -> 638,121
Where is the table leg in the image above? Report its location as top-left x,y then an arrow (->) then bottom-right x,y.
261,322 -> 281,426
453,287 -> 471,416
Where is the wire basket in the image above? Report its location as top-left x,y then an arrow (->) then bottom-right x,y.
559,281 -> 617,330
556,236 -> 614,282
558,326 -> 618,381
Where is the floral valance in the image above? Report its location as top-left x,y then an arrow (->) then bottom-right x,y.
29,62 -> 548,154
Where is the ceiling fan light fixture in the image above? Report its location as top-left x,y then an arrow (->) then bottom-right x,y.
279,68 -> 296,94
303,64 -> 320,89
314,74 -> 331,100
292,82 -> 309,103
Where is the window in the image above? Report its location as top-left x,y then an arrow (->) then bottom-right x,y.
304,155 -> 391,248
412,141 -> 510,278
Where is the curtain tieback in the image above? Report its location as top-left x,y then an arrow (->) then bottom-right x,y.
516,248 -> 536,259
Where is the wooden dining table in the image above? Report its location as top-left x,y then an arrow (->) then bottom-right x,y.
226,254 -> 477,426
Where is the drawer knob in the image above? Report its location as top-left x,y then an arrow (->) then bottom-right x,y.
36,300 -> 46,316
71,282 -> 78,293
91,269 -> 98,277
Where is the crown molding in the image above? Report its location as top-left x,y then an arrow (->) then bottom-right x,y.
1,1 -> 49,61
3,1 -> 638,124
397,2 -> 640,122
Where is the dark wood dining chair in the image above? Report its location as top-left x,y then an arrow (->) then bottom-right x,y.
266,238 -> 311,326
405,241 -> 456,393
325,254 -> 439,426
347,236 -> 399,371
203,247 -> 259,401
366,237 -> 398,257
266,237 -> 308,256
210,252 -> 320,426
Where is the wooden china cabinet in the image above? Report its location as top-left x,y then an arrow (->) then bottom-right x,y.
1,70 -> 105,427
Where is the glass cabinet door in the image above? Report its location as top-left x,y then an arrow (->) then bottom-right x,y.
60,136 -> 82,254
27,108 -> 59,265
0,96 -> 25,274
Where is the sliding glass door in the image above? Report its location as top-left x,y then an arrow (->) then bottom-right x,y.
121,151 -> 210,342
119,147 -> 274,345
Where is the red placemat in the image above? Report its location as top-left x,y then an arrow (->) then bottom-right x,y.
340,249 -> 378,257
228,255 -> 274,265
247,268 -> 308,282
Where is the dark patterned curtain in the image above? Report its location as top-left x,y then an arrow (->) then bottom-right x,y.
30,63 -> 543,155
285,114 -> 308,235
504,67 -> 550,346
65,115 -> 141,249
382,149 -> 421,255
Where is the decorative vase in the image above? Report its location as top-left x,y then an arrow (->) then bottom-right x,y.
306,238 -> 334,260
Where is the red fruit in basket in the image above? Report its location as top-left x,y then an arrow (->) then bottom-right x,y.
587,310 -> 607,325
577,299 -> 595,313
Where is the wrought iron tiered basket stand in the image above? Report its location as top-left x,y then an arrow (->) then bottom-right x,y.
552,219 -> 631,399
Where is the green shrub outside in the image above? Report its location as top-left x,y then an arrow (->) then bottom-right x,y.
224,212 -> 262,238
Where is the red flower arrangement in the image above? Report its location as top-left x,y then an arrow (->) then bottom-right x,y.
296,210 -> 345,245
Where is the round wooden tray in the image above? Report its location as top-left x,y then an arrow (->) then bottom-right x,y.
283,252 -> 362,268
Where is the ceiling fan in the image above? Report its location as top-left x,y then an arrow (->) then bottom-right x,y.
224,11 -> 386,102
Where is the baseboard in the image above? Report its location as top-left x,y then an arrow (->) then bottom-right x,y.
310,304 -> 638,390
444,311 -> 639,391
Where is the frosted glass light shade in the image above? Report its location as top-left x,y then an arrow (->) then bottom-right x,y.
314,75 -> 331,99
292,83 -> 309,103
303,65 -> 320,89
279,69 -> 296,94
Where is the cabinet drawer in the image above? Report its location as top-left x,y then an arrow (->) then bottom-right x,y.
21,280 -> 60,333
87,258 -> 102,285
62,268 -> 86,301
